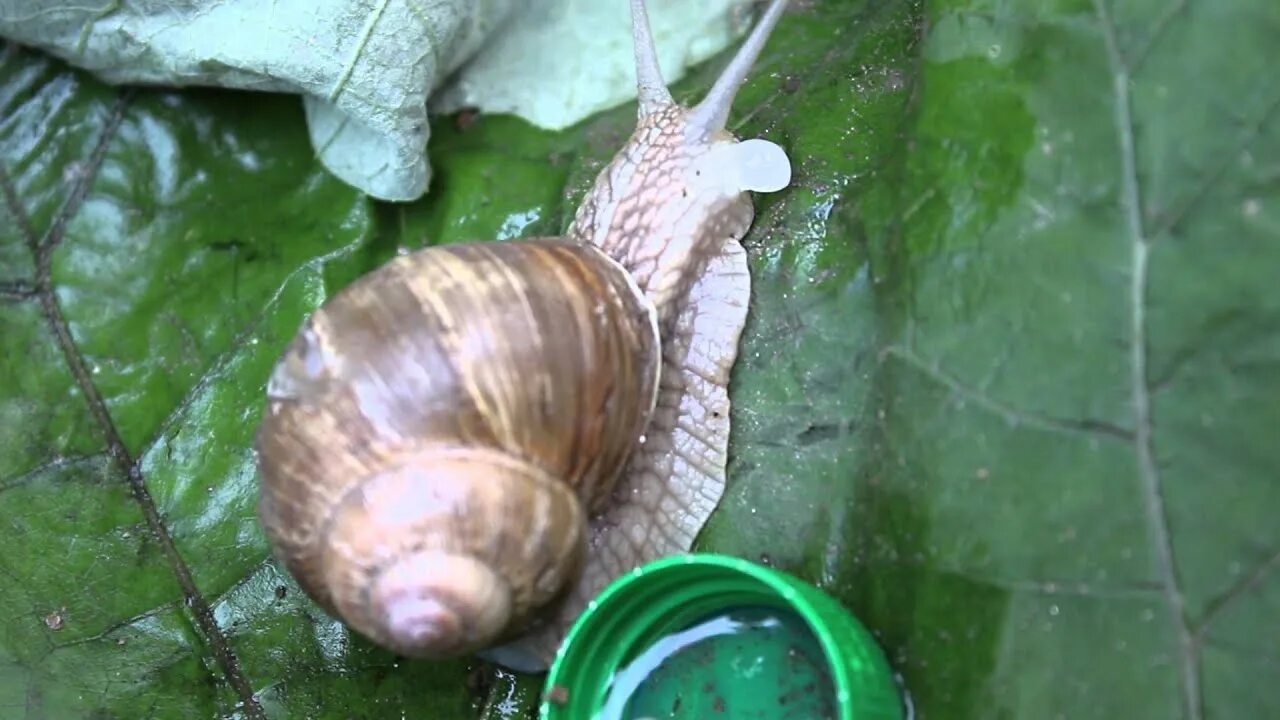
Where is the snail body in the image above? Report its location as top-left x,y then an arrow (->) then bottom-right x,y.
255,0 -> 792,672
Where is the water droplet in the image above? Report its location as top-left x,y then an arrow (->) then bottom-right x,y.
62,161 -> 86,184
1140,608 -> 1155,622
987,44 -> 1001,59
1048,604 -> 1060,616
43,609 -> 65,630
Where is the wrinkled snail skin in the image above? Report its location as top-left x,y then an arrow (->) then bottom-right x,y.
254,0 -> 792,670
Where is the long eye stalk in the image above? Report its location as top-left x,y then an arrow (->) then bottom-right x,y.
687,0 -> 790,139
631,0 -> 674,115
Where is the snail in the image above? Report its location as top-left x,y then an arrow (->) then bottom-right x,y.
254,0 -> 792,673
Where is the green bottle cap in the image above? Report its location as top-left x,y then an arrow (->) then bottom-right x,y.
540,553 -> 903,720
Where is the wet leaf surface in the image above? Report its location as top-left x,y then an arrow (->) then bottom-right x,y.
2,1 -> 1277,718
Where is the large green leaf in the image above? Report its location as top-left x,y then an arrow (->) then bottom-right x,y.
2,1 -> 1276,719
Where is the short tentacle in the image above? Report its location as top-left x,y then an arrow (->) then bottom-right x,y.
631,0 -> 673,115
687,0 -> 790,139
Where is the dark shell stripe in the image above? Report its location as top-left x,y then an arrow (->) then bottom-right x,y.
484,236 -> 751,668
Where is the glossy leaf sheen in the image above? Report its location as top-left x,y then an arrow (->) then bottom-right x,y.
1,1 -> 1277,719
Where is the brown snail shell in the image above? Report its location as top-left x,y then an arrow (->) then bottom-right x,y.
256,240 -> 660,656
255,0 -> 793,672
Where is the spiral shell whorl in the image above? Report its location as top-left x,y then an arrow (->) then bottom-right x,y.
317,447 -> 585,657
370,552 -> 511,656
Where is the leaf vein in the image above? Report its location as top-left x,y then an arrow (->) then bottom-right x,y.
50,601 -> 181,651
35,88 -> 133,261
0,279 -> 37,301
327,0 -> 391,103
933,567 -> 1166,600
1128,0 -> 1188,75
1150,94 -> 1280,240
139,239 -> 367,458
0,452 -> 107,493
19,91 -> 266,719
1095,1 -> 1201,717
882,344 -> 1135,441
1192,547 -> 1280,639
0,165 -> 38,252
